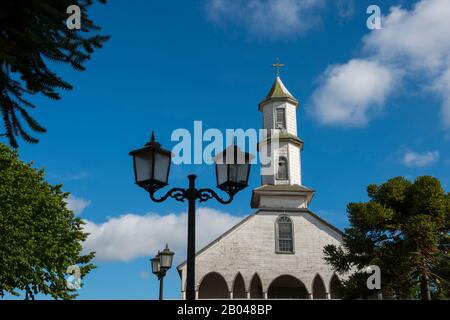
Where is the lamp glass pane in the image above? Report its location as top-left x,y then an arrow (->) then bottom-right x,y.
154,151 -> 171,184
229,164 -> 237,182
216,163 -> 227,186
134,149 -> 154,183
160,253 -> 173,269
227,163 -> 249,185
151,257 -> 160,274
237,163 -> 249,184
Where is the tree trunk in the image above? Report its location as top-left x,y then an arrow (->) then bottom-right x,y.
420,273 -> 431,300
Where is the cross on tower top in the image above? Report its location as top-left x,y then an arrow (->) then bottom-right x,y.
272,58 -> 285,77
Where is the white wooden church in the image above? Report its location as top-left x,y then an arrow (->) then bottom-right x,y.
177,71 -> 345,299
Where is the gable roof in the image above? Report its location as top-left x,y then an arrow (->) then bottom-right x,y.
176,208 -> 345,273
258,208 -> 345,239
177,213 -> 257,273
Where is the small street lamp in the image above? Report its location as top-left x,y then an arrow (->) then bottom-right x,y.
130,132 -> 252,300
151,244 -> 174,300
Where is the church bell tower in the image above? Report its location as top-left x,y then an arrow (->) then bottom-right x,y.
251,60 -> 314,209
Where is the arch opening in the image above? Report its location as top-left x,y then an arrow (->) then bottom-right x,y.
312,274 -> 327,299
267,275 -> 308,299
330,274 -> 343,299
198,272 -> 229,299
249,274 -> 263,299
232,273 -> 246,299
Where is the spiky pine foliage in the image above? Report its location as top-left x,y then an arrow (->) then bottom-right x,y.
0,0 -> 109,147
324,176 -> 450,300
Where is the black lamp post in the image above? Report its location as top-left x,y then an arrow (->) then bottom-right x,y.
130,132 -> 252,300
151,244 -> 174,300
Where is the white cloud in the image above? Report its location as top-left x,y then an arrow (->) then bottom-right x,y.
310,0 -> 450,128
402,150 -> 440,168
83,208 -> 242,262
65,195 -> 91,215
205,0 -> 352,39
433,67 -> 450,127
362,0 -> 450,71
310,59 -> 396,127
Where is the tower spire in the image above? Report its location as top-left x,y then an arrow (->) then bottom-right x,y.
252,62 -> 315,209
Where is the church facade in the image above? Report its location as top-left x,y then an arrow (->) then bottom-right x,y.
177,73 -> 345,299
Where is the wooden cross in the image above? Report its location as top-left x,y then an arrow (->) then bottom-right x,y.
272,58 -> 285,77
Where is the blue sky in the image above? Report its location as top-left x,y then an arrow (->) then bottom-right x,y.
4,0 -> 450,299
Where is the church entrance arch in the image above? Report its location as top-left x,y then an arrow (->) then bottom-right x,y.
249,273 -> 263,298
267,275 -> 308,299
232,273 -> 246,298
198,272 -> 229,299
330,274 -> 343,299
312,274 -> 327,299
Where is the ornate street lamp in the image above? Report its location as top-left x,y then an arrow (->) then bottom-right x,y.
159,244 -> 175,271
129,132 -> 171,191
130,132 -> 252,300
150,244 -> 174,300
215,144 -> 252,193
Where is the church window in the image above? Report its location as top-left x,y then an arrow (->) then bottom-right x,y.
276,215 -> 294,253
277,157 -> 288,180
275,108 -> 286,130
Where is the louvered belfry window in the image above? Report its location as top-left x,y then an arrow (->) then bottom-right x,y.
277,157 -> 288,180
275,108 -> 286,129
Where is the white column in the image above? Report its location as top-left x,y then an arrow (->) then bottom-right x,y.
182,291 -> 186,300
246,292 -> 250,299
326,292 -> 331,299
263,292 -> 268,299
229,291 -> 233,299
308,293 -> 313,299
195,290 -> 199,300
